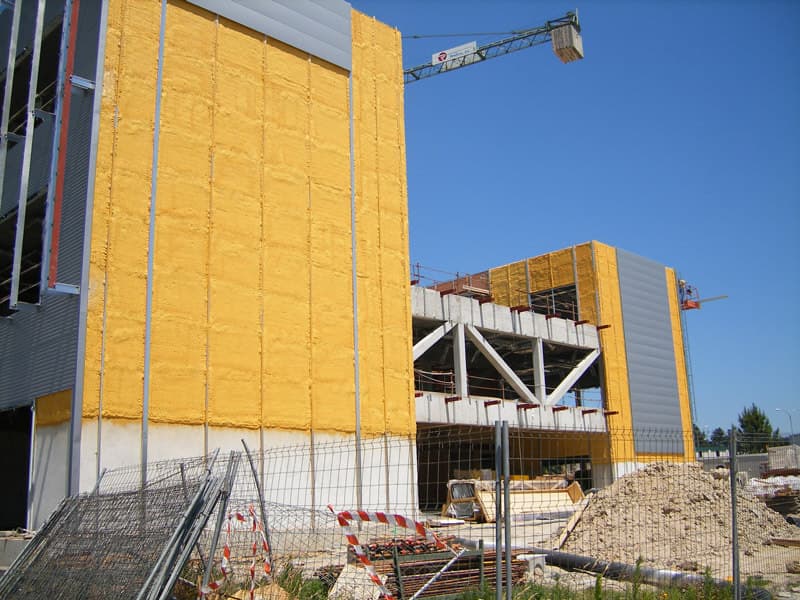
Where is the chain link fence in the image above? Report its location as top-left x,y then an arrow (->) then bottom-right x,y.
1,425 -> 797,599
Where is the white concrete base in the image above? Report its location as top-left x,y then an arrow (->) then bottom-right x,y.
149,422 -> 205,461
74,422 -> 419,519
29,422 -> 69,529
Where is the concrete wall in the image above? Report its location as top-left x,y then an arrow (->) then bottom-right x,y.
78,1 -> 413,487
30,390 -> 70,528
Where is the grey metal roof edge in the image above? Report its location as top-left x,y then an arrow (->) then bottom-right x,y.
186,0 -> 352,71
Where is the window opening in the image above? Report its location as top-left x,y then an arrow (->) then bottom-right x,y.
529,284 -> 578,320
0,18 -> 62,145
0,188 -> 47,316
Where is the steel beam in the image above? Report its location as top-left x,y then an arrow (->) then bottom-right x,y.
0,0 -> 22,205
545,348 -> 600,406
464,324 -> 536,404
413,321 -> 454,360
10,0 -> 46,308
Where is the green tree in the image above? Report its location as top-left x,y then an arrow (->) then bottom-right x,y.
710,427 -> 729,450
737,404 -> 773,453
693,424 -> 709,451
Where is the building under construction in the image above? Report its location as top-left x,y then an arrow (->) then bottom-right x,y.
1,0 -> 693,534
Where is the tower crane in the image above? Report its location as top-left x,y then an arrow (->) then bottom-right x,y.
403,11 -> 583,85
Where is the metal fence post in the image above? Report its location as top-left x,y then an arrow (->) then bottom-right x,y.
495,421 -> 502,600
729,426 -> 740,600
502,421 -> 512,600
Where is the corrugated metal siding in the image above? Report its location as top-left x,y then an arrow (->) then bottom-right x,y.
0,295 -> 80,409
0,0 -> 101,411
185,0 -> 352,70
56,88 -> 93,283
616,249 -> 684,454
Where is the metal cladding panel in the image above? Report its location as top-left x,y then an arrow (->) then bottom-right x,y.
185,0 -> 352,70
616,249 -> 683,454
0,295 -> 80,410
0,0 -> 101,411
73,0 -> 102,80
56,87 -> 94,283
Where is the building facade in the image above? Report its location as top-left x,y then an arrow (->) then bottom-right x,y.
486,241 -> 695,471
0,0 -> 414,529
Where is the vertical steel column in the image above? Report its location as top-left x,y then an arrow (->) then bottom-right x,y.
502,421 -> 511,600
453,323 -> 468,398
729,426 -> 740,600
10,0 -> 46,308
44,0 -> 81,289
494,421 -> 502,600
141,0 -> 168,486
70,0 -> 110,496
348,73 -> 363,513
0,0 -> 22,202
26,403 -> 36,530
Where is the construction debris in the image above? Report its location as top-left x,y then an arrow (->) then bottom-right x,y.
559,463 -> 798,575
442,478 -> 584,522
0,452 -> 235,600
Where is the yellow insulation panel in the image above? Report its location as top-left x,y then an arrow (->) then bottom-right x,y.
574,243 -> 597,324
83,3 -> 414,436
592,242 -> 635,462
35,390 -> 72,427
665,267 -> 695,460
84,0 -> 161,421
205,19 -> 263,428
309,56 -> 357,432
488,260 -> 527,307
352,12 -> 414,436
149,1 -> 213,425
527,248 -> 573,292
487,264 -> 512,307
262,39 -> 313,431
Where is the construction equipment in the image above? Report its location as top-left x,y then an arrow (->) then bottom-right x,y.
404,11 -> 583,84
678,280 -> 728,310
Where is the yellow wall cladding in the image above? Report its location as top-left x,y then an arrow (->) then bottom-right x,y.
574,242 -> 597,324
35,390 -> 72,427
488,261 -> 527,307
82,0 -> 160,421
352,11 -> 414,436
527,248 -> 573,292
665,267 -> 695,460
591,242 -> 635,462
83,2 -> 413,437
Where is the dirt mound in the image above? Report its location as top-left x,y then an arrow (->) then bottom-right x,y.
560,463 -> 797,574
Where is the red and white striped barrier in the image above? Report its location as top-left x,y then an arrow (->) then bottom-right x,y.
329,506 -> 452,600
200,505 -> 271,599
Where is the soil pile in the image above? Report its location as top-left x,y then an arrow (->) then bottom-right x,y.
560,463 -> 797,573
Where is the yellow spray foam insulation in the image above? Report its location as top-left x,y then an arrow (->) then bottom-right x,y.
88,0 -> 160,421
574,243 -> 596,323
35,390 -> 72,427
665,268 -> 695,460
353,12 -> 414,436
149,0 -> 214,425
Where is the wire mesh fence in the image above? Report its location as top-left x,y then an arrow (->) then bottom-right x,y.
1,425 -> 797,599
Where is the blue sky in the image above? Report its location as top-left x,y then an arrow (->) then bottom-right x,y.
350,0 -> 800,435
